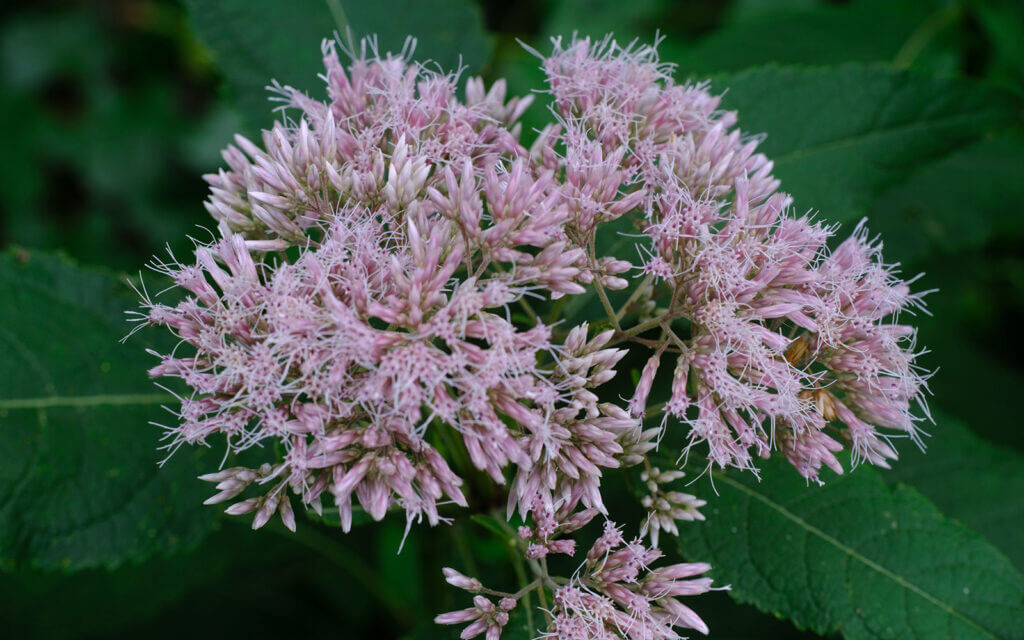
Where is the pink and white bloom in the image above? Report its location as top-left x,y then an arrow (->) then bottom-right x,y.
135,32 -> 932,640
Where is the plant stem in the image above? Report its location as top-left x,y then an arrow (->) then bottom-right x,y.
610,313 -> 672,346
261,519 -> 415,627
507,532 -> 536,632
593,276 -> 621,332
893,5 -> 962,69
589,242 -> 622,332
614,272 -> 654,324
323,0 -> 349,33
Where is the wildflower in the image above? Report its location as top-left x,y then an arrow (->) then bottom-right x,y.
541,36 -> 930,482
544,521 -> 715,638
141,37 -> 643,532
134,32 -> 931,640
435,595 -> 517,640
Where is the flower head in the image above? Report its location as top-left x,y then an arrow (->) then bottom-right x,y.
538,35 -> 930,482
133,32 -> 936,640
137,32 -> 928,580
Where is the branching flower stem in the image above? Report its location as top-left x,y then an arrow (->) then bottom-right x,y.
613,271 -> 654,324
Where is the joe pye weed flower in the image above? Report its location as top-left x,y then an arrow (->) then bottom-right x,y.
132,32 -> 931,638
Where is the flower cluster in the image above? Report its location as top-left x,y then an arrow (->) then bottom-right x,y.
135,32 -> 931,640
545,521 -> 714,639
540,36 -> 930,482
140,38 -> 650,532
436,594 -> 518,640
436,520 -> 714,640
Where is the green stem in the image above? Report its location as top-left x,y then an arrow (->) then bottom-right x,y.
614,272 -> 654,324
508,534 -> 536,632
546,295 -> 568,325
323,0 -> 350,33
645,400 -> 668,419
610,313 -> 674,346
262,520 -> 414,627
893,5 -> 962,69
593,275 -> 621,332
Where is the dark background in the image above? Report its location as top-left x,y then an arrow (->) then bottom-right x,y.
1,1 -> 1022,638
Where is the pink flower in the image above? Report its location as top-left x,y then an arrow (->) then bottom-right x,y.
436,595 -> 517,640
544,521 -> 715,639
141,36 -> 646,532
538,36 -> 930,482
134,33 -> 931,640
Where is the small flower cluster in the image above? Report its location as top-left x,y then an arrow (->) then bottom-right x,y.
436,569 -> 519,640
436,520 -> 714,640
545,521 -> 714,639
134,33 -> 931,640
639,467 -> 706,548
517,504 -> 600,559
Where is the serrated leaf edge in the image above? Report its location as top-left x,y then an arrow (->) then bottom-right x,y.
714,472 -> 1004,639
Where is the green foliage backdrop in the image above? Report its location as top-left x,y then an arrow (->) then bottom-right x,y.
0,1 -> 1022,638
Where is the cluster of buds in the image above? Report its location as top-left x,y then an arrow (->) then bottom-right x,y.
545,521 -> 714,639
436,595 -> 518,640
197,463 -> 297,531
639,467 -> 706,548
517,505 -> 599,559
436,568 -> 518,640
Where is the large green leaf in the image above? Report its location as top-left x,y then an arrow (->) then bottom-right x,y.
662,0 -> 944,75
0,521 -> 406,639
882,413 -> 1024,571
711,64 -> 1015,224
340,0 -> 490,75
675,457 -> 1024,640
183,0 -> 340,133
183,0 -> 490,134
0,250 -> 215,570
0,527 -> 276,639
909,246 -> 1024,451
543,0 -> 676,43
866,137 -> 1024,264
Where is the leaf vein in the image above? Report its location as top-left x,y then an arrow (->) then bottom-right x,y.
715,472 -> 1000,639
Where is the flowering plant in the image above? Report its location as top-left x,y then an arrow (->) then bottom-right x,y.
133,33 -> 933,638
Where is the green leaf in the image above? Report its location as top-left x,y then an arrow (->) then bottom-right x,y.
710,64 -> 1015,224
183,0 -> 340,133
470,513 -> 513,540
340,0 -> 491,76
866,137 -> 1024,264
0,250 -> 215,571
183,0 -> 490,134
975,2 -> 1024,86
881,413 -> 1024,572
0,527 -> 279,638
676,457 -> 1024,639
909,246 -> 1024,451
543,0 -> 670,43
663,0 -> 936,75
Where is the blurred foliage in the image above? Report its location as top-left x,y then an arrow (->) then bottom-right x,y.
0,0 -> 236,272
0,0 -> 1023,638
